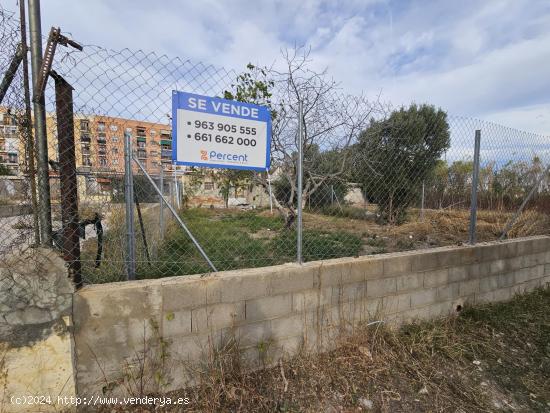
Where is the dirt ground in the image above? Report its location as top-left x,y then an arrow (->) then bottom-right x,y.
300,207 -> 550,255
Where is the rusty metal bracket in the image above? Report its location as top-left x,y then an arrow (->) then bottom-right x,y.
33,27 -> 82,103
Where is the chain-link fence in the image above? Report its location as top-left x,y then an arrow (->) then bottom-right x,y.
1,6 -> 549,285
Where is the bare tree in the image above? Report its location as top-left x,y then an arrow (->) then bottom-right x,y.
253,47 -> 384,227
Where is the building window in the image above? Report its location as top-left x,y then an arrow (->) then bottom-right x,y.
111,148 -> 119,155
150,129 -> 156,136
81,144 -> 91,155
82,155 -> 92,166
137,150 -> 147,159
97,121 -> 106,132
112,136 -> 119,143
99,156 -> 108,167
110,124 -> 118,132
204,182 -> 214,191
81,133 -> 91,142
80,119 -> 90,131
7,153 -> 18,164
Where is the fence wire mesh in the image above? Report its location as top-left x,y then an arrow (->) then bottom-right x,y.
1,7 -> 549,285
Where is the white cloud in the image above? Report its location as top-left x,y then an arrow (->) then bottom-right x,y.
3,0 -> 549,133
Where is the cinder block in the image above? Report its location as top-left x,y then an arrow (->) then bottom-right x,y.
517,237 -> 550,255
269,265 -> 315,295
524,278 -> 541,292
500,241 -> 519,259
514,268 -> 530,284
401,306 -> 431,323
510,283 -> 527,296
437,283 -> 460,301
507,256 -> 525,272
423,269 -> 449,288
292,288 -> 331,312
362,297 -> 383,320
170,331 -> 221,364
162,279 -> 206,311
366,277 -> 397,297
459,279 -> 479,297
381,293 -> 411,314
496,272 -> 515,288
412,249 -> 471,272
449,265 -> 469,283
410,288 -> 437,308
318,261 -> 344,287
332,282 -> 366,304
191,302 -> 245,333
425,301 -> 453,319
268,335 -> 303,361
490,259 -> 507,275
219,272 -> 270,303
520,254 -> 540,268
396,273 -> 423,292
233,320 -> 272,347
492,287 -> 511,302
383,255 -> 413,276
270,314 -> 305,340
350,258 -> 384,281
246,294 -> 292,322
475,290 -> 494,304
473,262 -> 492,279
162,309 -> 192,337
479,275 -> 499,293
475,244 -> 501,262
205,278 -> 222,304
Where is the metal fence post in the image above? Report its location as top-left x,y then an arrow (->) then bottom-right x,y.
420,181 -> 425,221
297,100 -> 304,264
52,72 -> 81,287
19,0 -> 40,246
469,130 -> 481,245
124,131 -> 136,280
159,166 -> 164,239
28,0 -> 52,245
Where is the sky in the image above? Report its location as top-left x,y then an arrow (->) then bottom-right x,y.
5,0 -> 550,135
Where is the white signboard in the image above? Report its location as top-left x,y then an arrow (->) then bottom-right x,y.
172,91 -> 271,171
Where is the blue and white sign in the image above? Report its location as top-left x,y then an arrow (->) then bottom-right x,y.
172,91 -> 271,171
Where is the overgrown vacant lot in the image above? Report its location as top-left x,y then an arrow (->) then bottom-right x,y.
82,205 -> 550,283
109,288 -> 550,412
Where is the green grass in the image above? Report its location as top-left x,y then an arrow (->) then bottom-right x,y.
138,208 -> 362,280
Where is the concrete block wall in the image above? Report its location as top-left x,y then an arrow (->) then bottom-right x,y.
73,236 -> 550,397
1,248 -> 76,413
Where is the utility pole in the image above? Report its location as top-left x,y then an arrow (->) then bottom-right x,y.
19,0 -> 40,245
28,0 -> 52,245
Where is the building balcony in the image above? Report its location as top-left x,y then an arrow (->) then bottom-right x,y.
161,149 -> 172,158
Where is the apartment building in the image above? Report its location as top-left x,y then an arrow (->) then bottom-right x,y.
0,111 -> 21,175
0,107 -> 268,207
